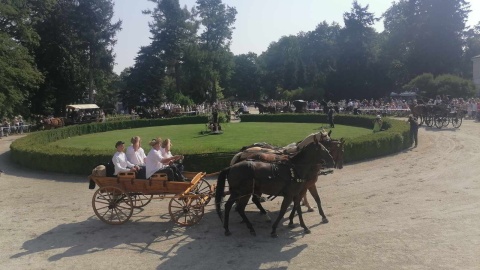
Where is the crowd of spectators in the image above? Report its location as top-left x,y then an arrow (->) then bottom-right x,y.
1,115 -> 27,138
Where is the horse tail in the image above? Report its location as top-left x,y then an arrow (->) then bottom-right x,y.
230,152 -> 242,166
215,167 -> 230,221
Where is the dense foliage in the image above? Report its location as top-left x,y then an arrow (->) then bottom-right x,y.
1,0 -> 479,119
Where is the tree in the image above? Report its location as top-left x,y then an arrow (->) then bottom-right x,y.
229,53 -> 262,100
462,22 -> 480,78
328,1 -> 382,100
73,0 -> 121,103
32,0 -> 121,115
406,0 -> 470,76
120,45 -> 166,108
403,73 -> 475,98
194,0 -> 237,103
0,0 -> 45,117
144,0 -> 197,95
0,32 -> 43,117
259,35 -> 305,99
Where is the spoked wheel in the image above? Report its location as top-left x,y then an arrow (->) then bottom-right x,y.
128,193 -> 153,208
451,116 -> 462,128
191,179 -> 212,205
92,186 -> 133,225
168,194 -> 205,226
417,115 -> 424,126
434,116 -> 447,129
424,115 -> 433,127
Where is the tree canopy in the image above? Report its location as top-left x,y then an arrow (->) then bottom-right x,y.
1,0 -> 479,119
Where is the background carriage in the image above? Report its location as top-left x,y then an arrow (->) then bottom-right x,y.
89,171 -> 214,226
65,104 -> 101,125
416,104 -> 464,128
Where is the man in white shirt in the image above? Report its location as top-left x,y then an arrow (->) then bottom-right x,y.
112,141 -> 139,176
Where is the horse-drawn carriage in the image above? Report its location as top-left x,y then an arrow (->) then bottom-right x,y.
65,104 -> 101,125
89,171 -> 213,226
410,103 -> 464,129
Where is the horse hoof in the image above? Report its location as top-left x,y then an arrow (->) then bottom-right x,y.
271,233 -> 278,238
250,231 -> 256,236
307,208 -> 315,212
225,231 -> 232,236
321,218 -> 329,224
261,214 -> 271,223
288,223 -> 296,229
304,229 -> 311,234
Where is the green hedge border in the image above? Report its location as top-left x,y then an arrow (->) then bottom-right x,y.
10,114 -> 411,175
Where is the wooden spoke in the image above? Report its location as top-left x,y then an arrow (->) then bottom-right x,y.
92,186 -> 133,225
168,195 -> 205,226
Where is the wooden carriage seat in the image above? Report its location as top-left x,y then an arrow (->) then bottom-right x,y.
117,172 -> 147,192
149,173 -> 190,194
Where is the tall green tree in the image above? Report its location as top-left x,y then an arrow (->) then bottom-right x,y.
0,0 -> 45,117
406,0 -> 470,76
229,53 -> 262,100
194,0 -> 236,103
328,1 -> 382,99
33,0 -> 121,115
144,0 -> 197,96
462,22 -> 480,78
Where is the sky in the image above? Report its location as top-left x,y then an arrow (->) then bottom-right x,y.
112,0 -> 480,74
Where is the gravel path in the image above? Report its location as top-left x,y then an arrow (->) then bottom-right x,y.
0,119 -> 479,269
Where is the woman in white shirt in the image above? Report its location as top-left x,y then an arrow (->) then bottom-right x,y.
145,138 -> 185,181
161,138 -> 184,177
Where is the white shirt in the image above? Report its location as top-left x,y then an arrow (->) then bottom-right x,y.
126,145 -> 146,165
145,148 -> 166,179
160,147 -> 173,159
112,151 -> 135,176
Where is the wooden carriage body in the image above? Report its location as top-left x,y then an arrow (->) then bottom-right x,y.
89,171 -> 213,226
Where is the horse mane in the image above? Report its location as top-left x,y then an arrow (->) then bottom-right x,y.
295,130 -> 330,150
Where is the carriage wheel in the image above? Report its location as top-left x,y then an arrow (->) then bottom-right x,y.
168,194 -> 205,226
191,179 -> 212,205
417,115 -> 424,126
128,193 -> 153,208
424,115 -> 433,127
434,116 -> 446,129
92,187 -> 133,225
451,116 -> 462,128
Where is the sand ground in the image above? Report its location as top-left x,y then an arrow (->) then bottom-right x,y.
0,118 -> 479,269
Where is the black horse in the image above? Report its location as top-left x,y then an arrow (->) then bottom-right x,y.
215,141 -> 334,237
254,102 -> 276,114
292,100 -> 308,113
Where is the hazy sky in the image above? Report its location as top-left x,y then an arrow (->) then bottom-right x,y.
112,0 -> 480,74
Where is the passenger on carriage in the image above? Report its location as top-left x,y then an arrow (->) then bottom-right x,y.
145,138 -> 186,181
243,103 -> 249,113
126,136 -> 147,179
161,138 -> 185,178
112,141 -> 139,176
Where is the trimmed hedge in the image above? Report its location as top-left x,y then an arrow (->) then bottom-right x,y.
10,114 -> 411,175
241,113 -> 411,162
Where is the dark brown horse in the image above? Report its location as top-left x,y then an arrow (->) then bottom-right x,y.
299,138 -> 344,217
215,141 -> 334,237
231,137 -> 345,225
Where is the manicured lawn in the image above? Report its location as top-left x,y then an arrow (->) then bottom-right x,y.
49,122 -> 371,154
